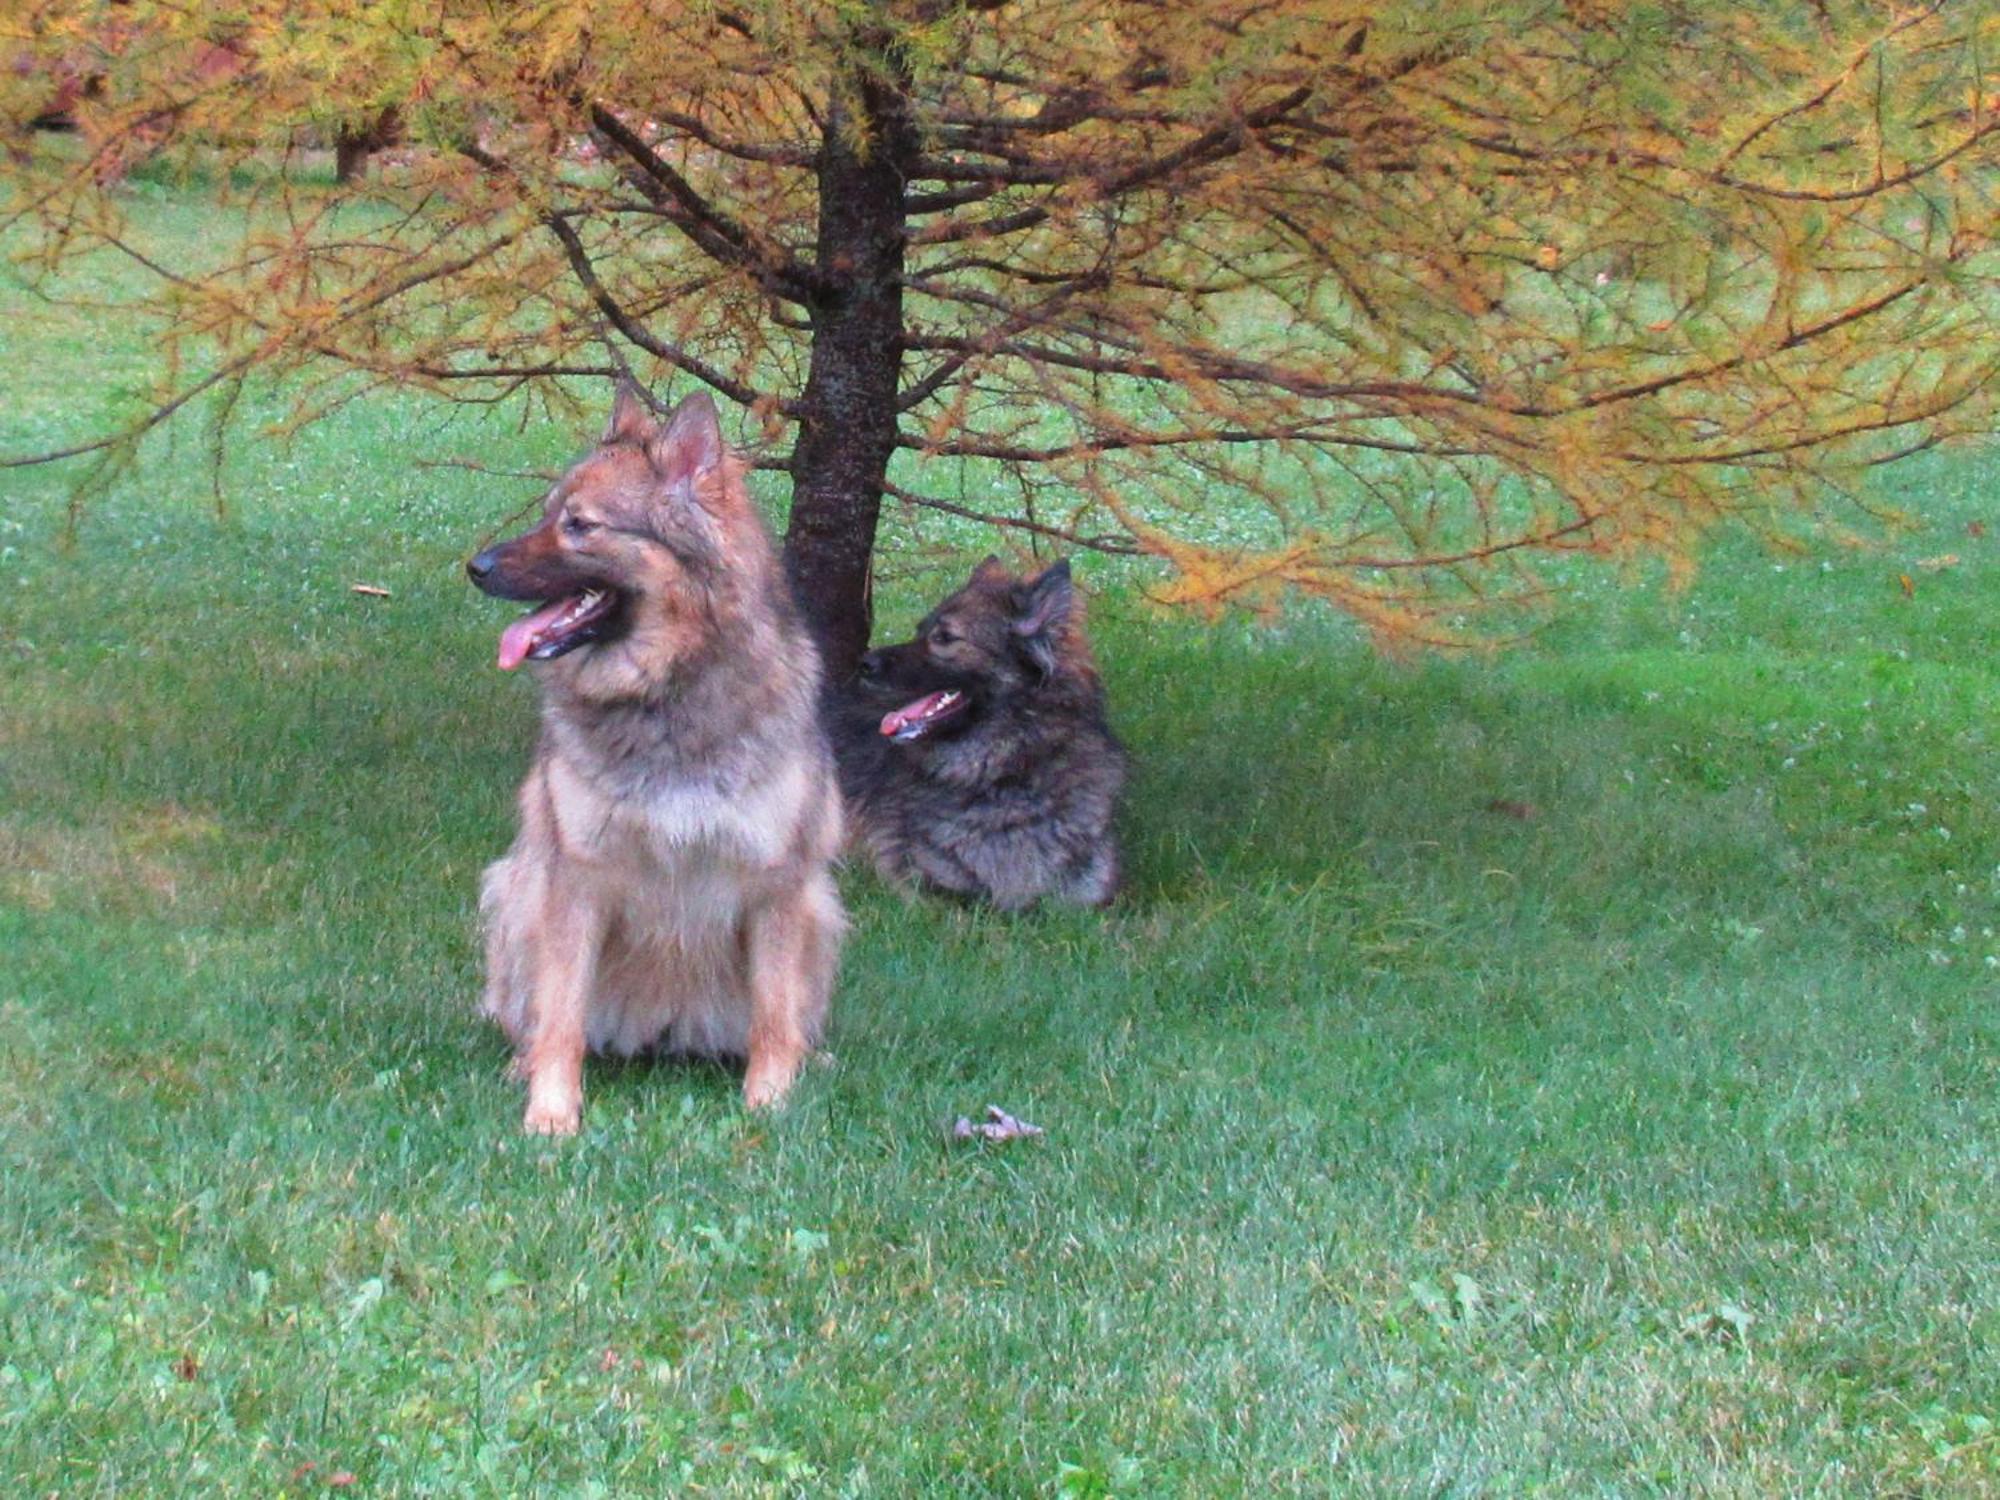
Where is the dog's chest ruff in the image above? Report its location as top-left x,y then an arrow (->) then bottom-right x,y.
543,751 -> 809,919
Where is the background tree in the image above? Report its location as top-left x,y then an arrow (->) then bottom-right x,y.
5,0 -> 1998,674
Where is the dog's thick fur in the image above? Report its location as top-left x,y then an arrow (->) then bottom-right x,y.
834,556 -> 1126,909
467,388 -> 843,1134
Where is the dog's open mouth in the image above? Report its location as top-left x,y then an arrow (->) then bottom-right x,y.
879,689 -> 967,742
497,588 -> 620,670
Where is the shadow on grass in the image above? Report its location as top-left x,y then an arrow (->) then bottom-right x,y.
6,563 -> 1943,963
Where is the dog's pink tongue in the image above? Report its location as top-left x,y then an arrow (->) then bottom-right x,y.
497,602 -> 570,671
879,691 -> 951,737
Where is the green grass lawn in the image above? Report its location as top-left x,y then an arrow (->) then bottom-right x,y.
2,192 -> 1998,1496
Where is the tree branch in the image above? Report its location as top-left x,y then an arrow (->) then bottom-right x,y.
896,424 -> 1473,462
2,228 -> 528,468
586,103 -> 819,301
881,480 -> 1139,554
642,107 -> 815,166
543,214 -> 793,414
913,86 -> 1315,245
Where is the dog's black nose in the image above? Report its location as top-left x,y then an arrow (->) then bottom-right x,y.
858,650 -> 884,678
466,549 -> 497,585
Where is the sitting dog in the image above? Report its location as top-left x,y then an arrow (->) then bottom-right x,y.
466,387 -> 844,1133
833,556 -> 1126,909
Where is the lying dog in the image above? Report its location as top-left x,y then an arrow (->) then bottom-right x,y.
834,556 -> 1126,909
467,387 -> 844,1133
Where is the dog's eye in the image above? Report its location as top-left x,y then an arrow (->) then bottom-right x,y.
562,515 -> 599,537
929,628 -> 957,647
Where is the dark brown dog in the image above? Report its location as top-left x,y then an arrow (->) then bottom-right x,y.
834,557 -> 1126,909
467,388 -> 844,1133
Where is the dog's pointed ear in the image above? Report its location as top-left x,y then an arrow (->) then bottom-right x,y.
648,391 -> 725,488
969,554 -> 1012,588
604,381 -> 656,445
1011,559 -> 1074,677
1013,559 -> 1073,635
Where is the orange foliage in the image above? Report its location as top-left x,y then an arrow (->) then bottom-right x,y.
4,0 -> 1999,647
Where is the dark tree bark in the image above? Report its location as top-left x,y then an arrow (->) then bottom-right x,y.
334,106 -> 400,185
333,132 -> 369,184
782,63 -> 917,680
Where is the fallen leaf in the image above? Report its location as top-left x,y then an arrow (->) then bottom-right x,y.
291,1463 -> 317,1481
1914,553 -> 1960,572
1408,1276 -> 1452,1328
328,1473 -> 358,1488
1680,1302 -> 1753,1344
1484,799 -> 1539,821
174,1353 -> 199,1381
341,1277 -> 385,1326
349,584 -> 391,598
599,1348 -> 621,1373
1645,318 -> 1673,333
1450,1272 -> 1484,1322
1899,573 -> 1915,598
952,1106 -> 1043,1143
1967,520 -> 1985,538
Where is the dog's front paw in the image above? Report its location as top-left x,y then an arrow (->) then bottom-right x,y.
742,1032 -> 809,1109
522,1097 -> 582,1135
741,1065 -> 799,1111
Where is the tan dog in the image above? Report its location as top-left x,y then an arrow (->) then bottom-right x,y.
466,388 -> 844,1133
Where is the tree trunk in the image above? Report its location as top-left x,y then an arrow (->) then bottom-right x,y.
334,106 -> 400,185
334,132 -> 369,184
782,68 -> 915,681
